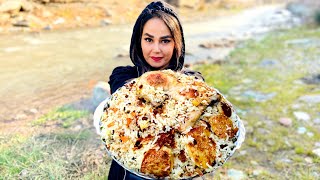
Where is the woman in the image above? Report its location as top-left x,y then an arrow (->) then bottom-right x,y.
109,0 -> 203,95
107,1 -> 203,179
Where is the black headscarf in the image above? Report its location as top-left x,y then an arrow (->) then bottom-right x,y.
129,1 -> 185,76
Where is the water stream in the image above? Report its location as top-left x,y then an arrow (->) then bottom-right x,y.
0,5 -> 287,122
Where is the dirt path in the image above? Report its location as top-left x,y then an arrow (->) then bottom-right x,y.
0,4 -> 285,135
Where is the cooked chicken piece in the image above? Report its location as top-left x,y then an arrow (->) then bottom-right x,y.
207,114 -> 238,139
141,146 -> 173,177
186,126 -> 216,169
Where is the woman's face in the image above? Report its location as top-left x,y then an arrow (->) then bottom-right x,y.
141,17 -> 175,69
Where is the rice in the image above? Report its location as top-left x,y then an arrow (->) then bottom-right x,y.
100,70 -> 243,179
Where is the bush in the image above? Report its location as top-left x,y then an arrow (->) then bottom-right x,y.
315,9 -> 320,25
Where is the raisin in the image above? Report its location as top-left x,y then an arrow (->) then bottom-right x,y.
220,144 -> 228,149
178,150 -> 187,162
221,101 -> 232,117
193,139 -> 197,145
134,140 -> 142,149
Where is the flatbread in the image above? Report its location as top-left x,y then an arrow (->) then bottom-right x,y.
100,70 -> 242,179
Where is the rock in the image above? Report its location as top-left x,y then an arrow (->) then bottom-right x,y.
41,10 -> 53,18
279,117 -> 292,127
91,81 -> 110,109
250,160 -> 258,165
244,125 -> 253,134
12,20 -> 29,27
199,39 -> 235,49
260,9 -> 298,29
257,128 -> 269,135
312,172 -> 320,179
286,2 -> 313,18
293,79 -> 305,85
8,25 -> 31,33
69,98 -> 94,112
227,169 -> 246,180
73,124 -> 83,131
115,52 -> 129,58
75,16 -> 81,22
285,38 -> 316,47
0,1 -> 21,13
314,118 -> 320,125
0,0 -> 21,13
284,139 -> 292,147
297,127 -> 307,134
43,25 -> 52,30
0,0 -> 34,13
305,157 -> 313,163
252,169 -> 263,176
179,0 -> 205,9
242,90 -> 276,102
29,108 -> 38,114
259,59 -> 279,67
266,139 -> 275,146
298,94 -> 320,104
104,8 -> 112,17
292,16 -> 302,25
312,148 -> 320,157
242,78 -> 253,84
21,0 -> 34,12
301,74 -> 320,84
250,26 -> 270,35
19,169 -> 28,178
275,9 -> 292,17
291,103 -> 301,109
100,19 -> 111,26
53,17 -> 65,25
36,0 -> 50,3
281,158 -> 292,163
165,0 -> 180,7
307,132 -> 314,137
293,111 -> 311,121
15,113 -> 27,120
239,150 -> 247,156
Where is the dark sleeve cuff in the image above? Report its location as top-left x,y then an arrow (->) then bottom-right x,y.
108,66 -> 137,94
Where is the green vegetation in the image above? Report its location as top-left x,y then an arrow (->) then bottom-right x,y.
315,9 -> 320,25
0,130 -> 109,179
1,26 -> 320,179
33,106 -> 90,128
195,26 -> 320,179
1,105 -> 109,179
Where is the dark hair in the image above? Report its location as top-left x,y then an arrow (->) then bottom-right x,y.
130,1 -> 185,75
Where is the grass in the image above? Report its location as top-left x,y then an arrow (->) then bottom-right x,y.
195,26 -> 320,179
33,105 -> 90,128
0,129 -> 110,179
1,26 -> 320,179
1,105 -> 110,179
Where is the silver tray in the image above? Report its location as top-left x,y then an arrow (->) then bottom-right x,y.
93,97 -> 246,179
